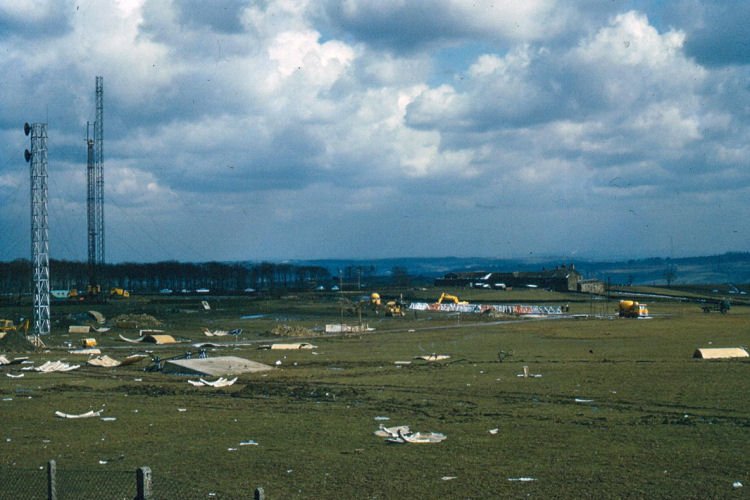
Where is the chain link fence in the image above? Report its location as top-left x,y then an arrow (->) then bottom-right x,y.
0,463 -> 265,500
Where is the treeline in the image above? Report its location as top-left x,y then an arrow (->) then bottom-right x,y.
0,259 -> 332,294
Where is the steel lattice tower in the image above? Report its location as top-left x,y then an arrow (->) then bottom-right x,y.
94,76 -> 104,268
86,123 -> 96,287
25,122 -> 51,336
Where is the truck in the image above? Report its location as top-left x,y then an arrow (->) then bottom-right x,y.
618,300 -> 649,318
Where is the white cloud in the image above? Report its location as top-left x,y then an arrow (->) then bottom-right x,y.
0,1 -> 747,262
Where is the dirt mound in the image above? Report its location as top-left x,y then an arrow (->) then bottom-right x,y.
112,313 -> 163,329
269,324 -> 316,338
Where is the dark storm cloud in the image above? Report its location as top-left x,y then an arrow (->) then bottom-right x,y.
175,0 -> 249,33
0,2 -> 74,40
323,1 -> 461,51
681,1 -> 750,67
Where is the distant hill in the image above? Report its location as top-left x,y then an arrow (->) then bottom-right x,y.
288,252 -> 750,286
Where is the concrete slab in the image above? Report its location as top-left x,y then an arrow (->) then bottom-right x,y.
163,356 -> 273,376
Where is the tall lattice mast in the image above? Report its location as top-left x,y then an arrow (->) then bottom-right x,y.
25,122 -> 51,336
86,122 -> 96,288
94,76 -> 105,268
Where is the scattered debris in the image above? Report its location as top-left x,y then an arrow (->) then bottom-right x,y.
119,333 -> 183,345
86,354 -> 147,367
441,476 -> 457,481
202,328 -> 243,337
325,324 -> 374,334
489,428 -> 499,435
101,417 -> 117,422
269,343 -> 317,350
29,361 -> 80,373
162,356 -> 273,376
733,481 -> 743,489
394,361 -> 412,365
508,477 -> 536,482
374,425 -> 410,438
69,348 -> 101,355
693,347 -> 749,359
201,301 -> 211,311
6,373 -> 24,378
55,410 -> 102,419
0,355 -> 29,365
375,424 -> 446,444
187,377 -> 238,388
88,310 -> 106,324
68,325 -> 91,334
517,366 -> 542,378
240,440 -> 258,446
374,416 -> 390,421
414,354 -> 450,362
574,398 -> 594,404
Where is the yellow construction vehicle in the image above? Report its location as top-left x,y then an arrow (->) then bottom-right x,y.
0,319 -> 16,332
618,300 -> 648,318
369,293 -> 405,317
437,292 -> 468,305
384,300 -> 405,317
110,288 -> 130,298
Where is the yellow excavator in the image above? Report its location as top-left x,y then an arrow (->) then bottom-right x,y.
437,292 -> 468,305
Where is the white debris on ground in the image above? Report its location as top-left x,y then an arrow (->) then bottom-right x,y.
187,377 -> 238,387
55,410 -> 103,419
374,424 -> 447,444
414,354 -> 450,362
27,361 -> 80,373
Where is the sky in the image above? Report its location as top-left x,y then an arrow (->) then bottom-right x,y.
0,0 -> 748,263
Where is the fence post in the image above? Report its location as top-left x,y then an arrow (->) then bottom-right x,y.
136,466 -> 152,500
47,460 -> 57,500
254,486 -> 265,500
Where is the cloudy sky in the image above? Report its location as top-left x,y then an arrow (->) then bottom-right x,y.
1,0 -> 748,263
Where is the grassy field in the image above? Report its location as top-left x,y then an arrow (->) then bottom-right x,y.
1,289 -> 749,498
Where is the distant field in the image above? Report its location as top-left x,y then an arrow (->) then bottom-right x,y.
1,290 -> 749,498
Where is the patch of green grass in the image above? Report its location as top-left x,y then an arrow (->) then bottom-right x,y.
1,292 -> 749,498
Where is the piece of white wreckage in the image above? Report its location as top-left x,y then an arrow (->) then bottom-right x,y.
55,409 -> 103,419
187,377 -> 238,388
374,424 -> 446,444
